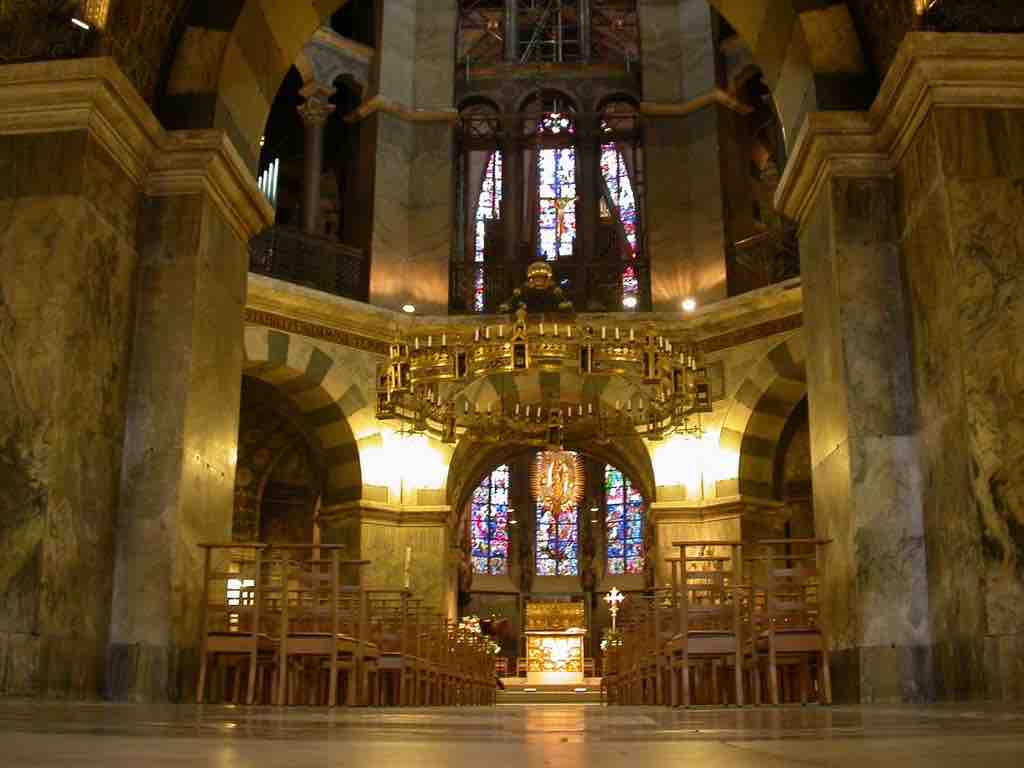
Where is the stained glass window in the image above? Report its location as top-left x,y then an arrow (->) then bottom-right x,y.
537,113 -> 577,261
470,464 -> 510,575
474,151 -> 503,312
536,499 -> 579,576
605,465 -> 644,575
600,137 -> 640,302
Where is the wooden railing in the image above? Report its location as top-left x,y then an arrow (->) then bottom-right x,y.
249,226 -> 367,301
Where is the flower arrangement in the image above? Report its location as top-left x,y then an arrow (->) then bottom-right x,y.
600,628 -> 622,652
459,614 -> 502,654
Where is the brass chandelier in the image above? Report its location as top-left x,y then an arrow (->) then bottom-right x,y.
376,263 -> 712,448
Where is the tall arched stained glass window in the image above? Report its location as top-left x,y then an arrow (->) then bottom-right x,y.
470,464 -> 510,575
600,136 -> 639,303
537,113 -> 577,261
474,151 -> 503,312
605,465 -> 644,574
536,499 -> 579,575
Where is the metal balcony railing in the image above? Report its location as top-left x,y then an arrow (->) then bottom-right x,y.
249,226 -> 367,302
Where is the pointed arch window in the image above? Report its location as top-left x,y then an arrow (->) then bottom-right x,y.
604,465 -> 644,574
473,151 -> 503,312
537,112 -> 577,261
470,464 -> 510,575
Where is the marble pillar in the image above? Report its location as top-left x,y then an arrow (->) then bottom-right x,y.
777,33 -> 1024,703
0,60 -> 146,698
640,0 -> 728,310
0,59 -> 271,701
800,177 -> 932,703
298,83 -> 336,235
107,137 -> 271,702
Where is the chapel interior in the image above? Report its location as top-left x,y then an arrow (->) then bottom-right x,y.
1,1 -> 1024,765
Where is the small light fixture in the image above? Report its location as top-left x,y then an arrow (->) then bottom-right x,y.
71,17 -> 90,30
622,296 -> 638,310
681,297 -> 697,313
402,303 -> 416,314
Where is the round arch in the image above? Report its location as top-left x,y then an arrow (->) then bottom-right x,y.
243,325 -> 363,507
447,435 -> 655,530
718,332 -> 807,500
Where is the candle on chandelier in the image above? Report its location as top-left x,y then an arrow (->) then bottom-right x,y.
442,333 -> 446,347
602,326 -> 607,340
540,322 -> 545,336
630,328 -> 634,341
415,337 -> 420,350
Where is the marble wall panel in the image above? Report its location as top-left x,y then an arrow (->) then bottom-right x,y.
0,127 -> 140,697
360,522 -> 448,609
0,190 -> 138,696
947,175 -> 1024,640
414,0 -> 456,109
799,186 -> 849,469
377,0 -> 417,105
638,0 -> 685,103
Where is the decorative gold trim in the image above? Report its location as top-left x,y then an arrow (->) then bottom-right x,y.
699,314 -> 803,354
245,308 -> 391,356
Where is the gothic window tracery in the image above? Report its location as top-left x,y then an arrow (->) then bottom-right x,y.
537,112 -> 578,261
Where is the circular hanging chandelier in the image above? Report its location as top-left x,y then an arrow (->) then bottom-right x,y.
376,262 -> 712,448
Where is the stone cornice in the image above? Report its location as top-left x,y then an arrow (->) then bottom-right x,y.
245,274 -> 802,356
147,131 -> 274,241
649,495 -> 783,524
0,58 -> 272,239
345,94 -> 459,124
0,57 -> 160,185
641,88 -> 753,118
776,33 -> 1024,225
321,499 -> 450,526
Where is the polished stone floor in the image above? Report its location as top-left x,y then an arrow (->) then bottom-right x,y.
0,701 -> 1022,767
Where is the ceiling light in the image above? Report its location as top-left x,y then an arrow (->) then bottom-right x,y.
71,17 -> 90,30
402,304 -> 416,314
681,297 -> 697,313
622,296 -> 638,309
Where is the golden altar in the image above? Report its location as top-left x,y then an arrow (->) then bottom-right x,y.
524,601 -> 588,685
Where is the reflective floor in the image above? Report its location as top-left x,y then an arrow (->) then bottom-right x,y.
0,701 -> 1022,766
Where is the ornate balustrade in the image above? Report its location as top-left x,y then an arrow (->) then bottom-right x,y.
249,226 -> 367,301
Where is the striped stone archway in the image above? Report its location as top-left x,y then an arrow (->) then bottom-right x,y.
706,1 -> 869,147
243,324 -> 372,507
718,333 -> 807,500
161,0 -> 352,170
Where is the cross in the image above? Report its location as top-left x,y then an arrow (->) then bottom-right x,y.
604,587 -> 625,632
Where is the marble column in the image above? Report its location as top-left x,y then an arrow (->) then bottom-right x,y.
298,83 -> 336,235
0,59 -> 147,698
107,134 -> 271,702
775,33 -> 1024,703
